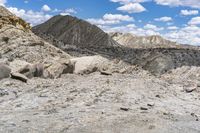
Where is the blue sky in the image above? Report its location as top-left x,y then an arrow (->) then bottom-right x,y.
1,0 -> 200,45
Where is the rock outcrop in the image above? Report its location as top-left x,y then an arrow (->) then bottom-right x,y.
0,6 -> 74,79
0,6 -> 31,31
109,32 -> 180,49
0,6 -> 70,64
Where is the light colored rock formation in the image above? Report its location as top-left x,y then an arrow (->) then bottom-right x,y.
0,6 -> 74,79
0,6 -> 31,31
0,6 -> 71,65
109,32 -> 180,49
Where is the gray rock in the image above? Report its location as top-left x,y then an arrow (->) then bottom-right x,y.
18,63 -> 44,78
0,63 -> 11,80
0,88 -> 9,97
45,60 -> 74,78
100,70 -> 112,76
10,72 -> 28,83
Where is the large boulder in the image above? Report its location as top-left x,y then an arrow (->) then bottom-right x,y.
18,63 -> 44,78
44,59 -> 74,78
9,60 -> 31,73
9,59 -> 74,79
70,56 -> 109,74
0,63 -> 11,80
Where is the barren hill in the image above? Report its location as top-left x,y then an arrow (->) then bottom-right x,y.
33,15 -> 120,56
109,32 -> 180,49
0,6 -> 70,64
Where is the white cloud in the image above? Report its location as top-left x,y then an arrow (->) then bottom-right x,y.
154,16 -> 172,22
87,18 -> 120,25
117,3 -> 146,13
101,24 -> 161,36
167,26 -> 179,30
154,0 -> 200,8
111,0 -> 200,9
7,7 -> 52,26
110,0 -> 150,4
180,10 -> 198,16
164,25 -> 200,45
24,1 -> 29,4
87,14 -> 134,25
60,8 -> 77,16
41,4 -> 51,12
154,0 -> 180,6
144,24 -> 164,31
103,14 -> 134,21
188,17 -> 200,25
0,0 -> 6,6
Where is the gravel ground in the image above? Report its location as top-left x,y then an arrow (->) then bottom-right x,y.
0,72 -> 200,133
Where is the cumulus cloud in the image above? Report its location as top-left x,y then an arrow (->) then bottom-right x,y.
180,10 -> 199,16
101,23 -> 161,36
164,25 -> 200,45
7,7 -> 52,26
0,0 -> 6,6
103,14 -> 134,21
167,26 -> 179,30
110,0 -> 150,4
117,3 -> 146,13
154,0 -> 200,8
154,16 -> 172,22
87,14 -> 134,25
188,17 -> 200,25
41,4 -> 51,12
87,18 -> 120,25
111,0 -> 200,9
144,24 -> 164,31
60,8 -> 77,16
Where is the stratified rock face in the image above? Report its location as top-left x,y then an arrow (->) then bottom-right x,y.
0,6 -> 70,64
109,32 -> 180,49
33,15 -> 120,56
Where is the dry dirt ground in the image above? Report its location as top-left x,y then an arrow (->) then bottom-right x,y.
0,71 -> 200,133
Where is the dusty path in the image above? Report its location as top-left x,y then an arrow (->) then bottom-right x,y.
0,72 -> 200,133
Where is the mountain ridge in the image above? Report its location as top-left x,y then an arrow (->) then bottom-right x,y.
109,32 -> 181,49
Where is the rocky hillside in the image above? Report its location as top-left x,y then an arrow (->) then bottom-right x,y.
109,32 -> 180,49
0,6 -> 75,79
0,6 -> 70,63
0,6 -> 136,80
33,15 -> 120,56
33,15 -> 200,75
